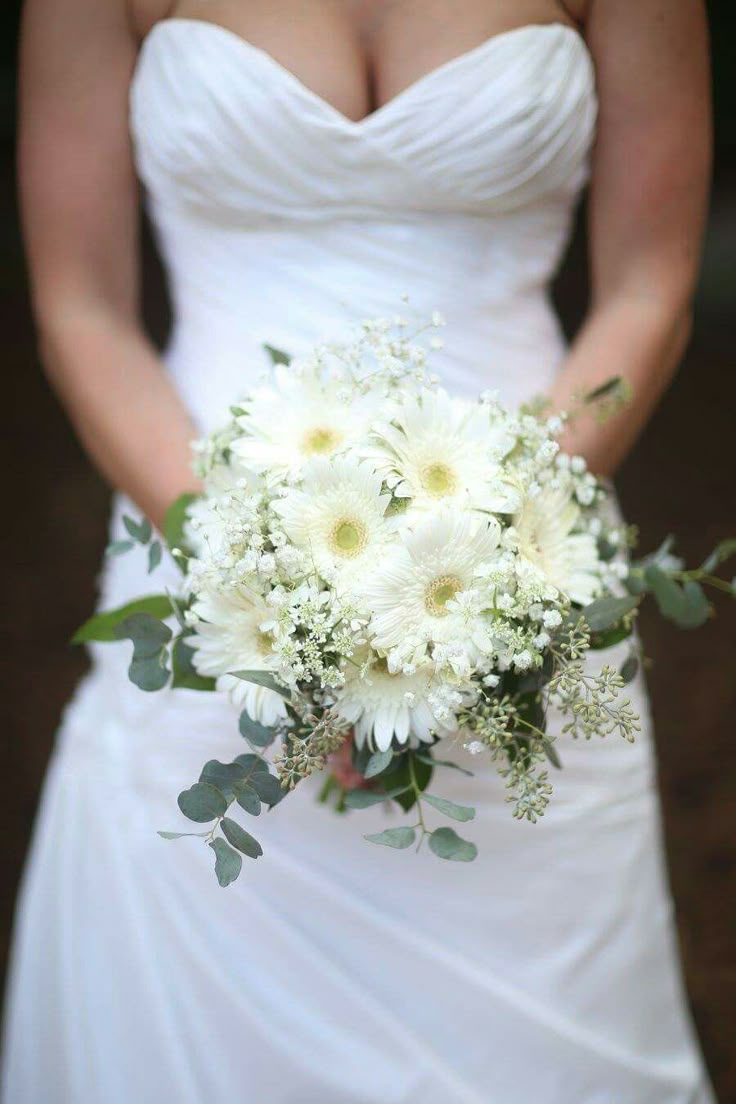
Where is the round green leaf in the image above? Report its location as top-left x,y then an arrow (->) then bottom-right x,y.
250,772 -> 285,807
239,712 -> 277,747
429,827 -> 478,862
209,838 -> 243,886
72,595 -> 174,644
233,782 -> 262,816
364,750 -> 393,779
178,781 -> 228,823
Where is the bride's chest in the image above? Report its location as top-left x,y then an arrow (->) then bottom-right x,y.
129,19 -> 598,221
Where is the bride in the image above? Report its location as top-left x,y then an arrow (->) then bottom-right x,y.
4,1 -> 715,1101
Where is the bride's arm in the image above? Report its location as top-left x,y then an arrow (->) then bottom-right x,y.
19,0 -> 200,530
551,0 -> 711,475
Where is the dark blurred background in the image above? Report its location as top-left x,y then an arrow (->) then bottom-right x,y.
1,2 -> 735,1098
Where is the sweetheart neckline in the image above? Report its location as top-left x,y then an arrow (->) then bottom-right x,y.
136,18 -> 591,131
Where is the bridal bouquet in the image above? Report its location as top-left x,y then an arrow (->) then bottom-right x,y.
76,315 -> 736,884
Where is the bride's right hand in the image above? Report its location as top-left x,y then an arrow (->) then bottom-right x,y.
18,0 -> 201,530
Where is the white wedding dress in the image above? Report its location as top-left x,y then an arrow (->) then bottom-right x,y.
2,20 -> 715,1104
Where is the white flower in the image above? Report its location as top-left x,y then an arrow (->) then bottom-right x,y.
187,586 -> 288,727
365,510 -> 502,666
513,485 -> 602,606
367,389 -> 520,514
232,363 -> 376,479
273,458 -> 394,591
335,654 -> 451,751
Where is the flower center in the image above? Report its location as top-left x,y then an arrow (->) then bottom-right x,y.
330,517 -> 368,558
421,462 -> 457,498
424,574 -> 463,617
302,426 -> 342,456
256,630 -> 274,657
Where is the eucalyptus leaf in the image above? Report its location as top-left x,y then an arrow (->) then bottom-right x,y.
234,753 -> 271,776
230,670 -> 291,700
249,771 -> 285,807
148,540 -> 163,573
646,566 -> 712,629
171,636 -> 216,691
364,827 -> 416,850
221,817 -> 263,859
72,595 -> 173,644
423,793 -> 476,822
588,623 -> 633,650
263,343 -> 292,366
209,838 -> 243,886
620,655 -> 639,685
178,781 -> 228,823
113,612 -> 172,692
157,830 -> 210,840
239,712 -> 277,748
364,750 -> 393,779
123,515 -> 152,544
199,759 -> 248,801
701,538 -> 736,574
429,827 -> 478,862
413,752 -> 474,778
233,782 -> 262,817
583,376 -> 623,404
582,594 -> 640,633
542,738 -> 562,770
344,785 -> 409,809
106,539 -> 135,557
163,493 -> 199,557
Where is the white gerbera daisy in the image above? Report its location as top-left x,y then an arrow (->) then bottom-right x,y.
335,655 -> 451,751
231,363 -> 376,478
274,458 -> 393,590
513,485 -> 602,606
365,511 -> 502,664
188,586 -> 288,727
367,389 -> 520,513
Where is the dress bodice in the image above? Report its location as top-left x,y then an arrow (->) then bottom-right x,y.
130,19 -> 597,425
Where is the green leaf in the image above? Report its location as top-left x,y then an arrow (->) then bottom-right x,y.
230,670 -> 291,700
423,793 -> 476,822
171,636 -> 217,691
239,712 -> 277,748
364,827 -> 416,850
582,594 -> 640,633
163,493 -> 199,556
249,771 -> 285,807
620,655 -> 639,685
583,376 -> 623,404
234,753 -> 271,776
123,514 -> 152,544
646,566 -> 712,629
113,612 -> 172,692
106,538 -> 135,557
589,623 -> 633,650
263,343 -> 292,366
542,738 -> 562,770
413,752 -> 474,778
72,595 -> 173,644
221,817 -> 263,859
233,782 -> 262,817
199,759 -> 248,801
429,827 -> 478,862
148,540 -> 163,573
178,781 -> 228,823
343,785 -> 409,809
209,838 -> 242,886
157,830 -> 210,840
364,750 -> 393,779
701,538 -> 736,574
